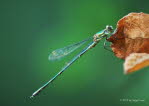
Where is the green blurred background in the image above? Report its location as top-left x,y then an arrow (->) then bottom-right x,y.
1,0 -> 149,106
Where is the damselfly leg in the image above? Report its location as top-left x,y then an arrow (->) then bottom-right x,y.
103,36 -> 113,52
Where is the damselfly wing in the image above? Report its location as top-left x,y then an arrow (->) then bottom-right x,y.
48,37 -> 92,61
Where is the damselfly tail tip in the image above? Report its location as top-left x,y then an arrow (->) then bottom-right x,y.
30,95 -> 34,99
30,92 -> 37,99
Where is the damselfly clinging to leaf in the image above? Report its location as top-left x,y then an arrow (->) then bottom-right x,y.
30,25 -> 114,98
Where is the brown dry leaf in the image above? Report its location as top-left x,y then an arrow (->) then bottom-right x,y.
124,53 -> 149,74
108,12 -> 149,74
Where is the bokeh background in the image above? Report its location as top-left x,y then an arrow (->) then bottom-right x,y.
1,0 -> 149,106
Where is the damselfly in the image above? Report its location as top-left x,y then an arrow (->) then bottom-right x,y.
30,25 -> 114,98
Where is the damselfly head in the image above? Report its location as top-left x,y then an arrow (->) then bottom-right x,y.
105,25 -> 114,34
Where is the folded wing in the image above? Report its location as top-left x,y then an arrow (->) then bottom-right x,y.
48,37 -> 92,61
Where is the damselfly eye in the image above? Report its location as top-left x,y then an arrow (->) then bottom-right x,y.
106,25 -> 113,32
104,25 -> 113,35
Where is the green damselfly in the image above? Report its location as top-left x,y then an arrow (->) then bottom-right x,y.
30,25 -> 114,98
